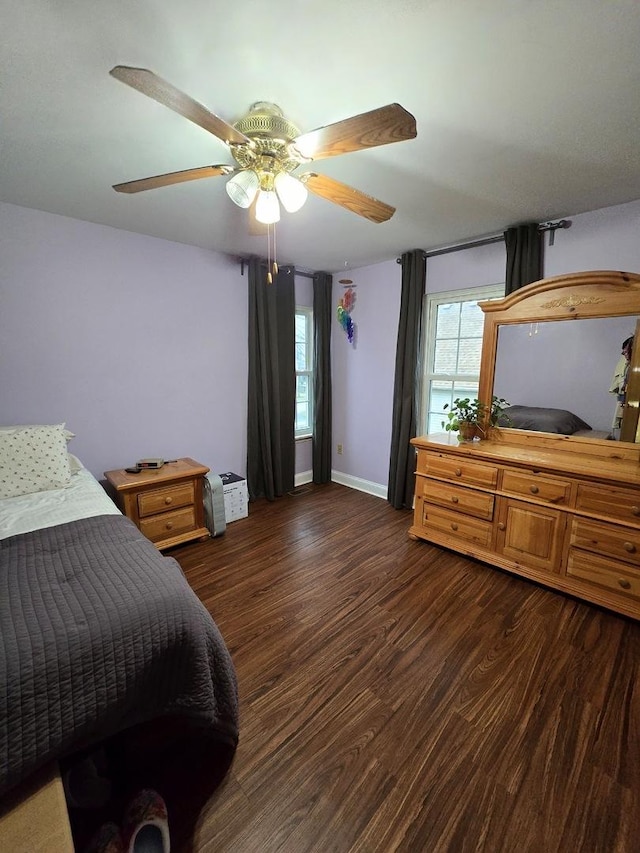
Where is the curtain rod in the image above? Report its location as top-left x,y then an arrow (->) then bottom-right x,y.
238,258 -> 315,278
396,219 -> 571,263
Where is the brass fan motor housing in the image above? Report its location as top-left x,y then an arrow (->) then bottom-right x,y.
231,102 -> 304,174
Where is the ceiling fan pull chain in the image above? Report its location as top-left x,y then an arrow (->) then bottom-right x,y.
266,223 -> 273,284
273,225 -> 278,278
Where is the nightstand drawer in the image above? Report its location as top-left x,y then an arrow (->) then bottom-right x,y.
138,483 -> 195,517
139,506 -> 196,542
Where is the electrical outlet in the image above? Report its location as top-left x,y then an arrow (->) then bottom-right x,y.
337,443 -> 343,455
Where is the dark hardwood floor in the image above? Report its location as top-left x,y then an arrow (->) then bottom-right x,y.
165,482 -> 640,852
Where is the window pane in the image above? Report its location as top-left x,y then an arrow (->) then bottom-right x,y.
295,342 -> 307,371
296,374 -> 309,402
296,402 -> 310,431
295,314 -> 306,342
295,307 -> 313,435
433,339 -> 459,374
421,284 -> 504,435
436,303 -> 461,339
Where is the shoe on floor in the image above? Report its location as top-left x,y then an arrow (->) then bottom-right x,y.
121,788 -> 170,853
84,821 -> 124,853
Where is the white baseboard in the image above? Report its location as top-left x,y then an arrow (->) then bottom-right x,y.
330,471 -> 387,499
294,469 -> 387,500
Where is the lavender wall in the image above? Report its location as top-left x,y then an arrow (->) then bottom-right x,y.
1,202 -> 248,480
331,260 -> 401,491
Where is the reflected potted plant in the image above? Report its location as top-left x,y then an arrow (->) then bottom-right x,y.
442,396 -> 510,441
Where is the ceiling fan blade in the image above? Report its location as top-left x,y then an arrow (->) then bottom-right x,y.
301,173 -> 395,223
109,66 -> 251,146
292,104 -> 416,161
113,164 -> 234,194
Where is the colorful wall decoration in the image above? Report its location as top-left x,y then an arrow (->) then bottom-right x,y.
337,279 -> 357,344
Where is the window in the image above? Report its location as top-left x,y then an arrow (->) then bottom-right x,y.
420,284 -> 504,434
295,307 -> 313,437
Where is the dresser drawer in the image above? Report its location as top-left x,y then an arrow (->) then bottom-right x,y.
137,482 -> 195,517
567,549 -> 640,600
139,506 -> 196,542
417,478 -> 494,520
576,483 -> 640,525
420,500 -> 492,547
418,452 -> 498,489
501,469 -> 571,506
570,517 -> 640,567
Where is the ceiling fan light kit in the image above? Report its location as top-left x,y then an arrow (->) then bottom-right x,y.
273,172 -> 308,213
255,189 -> 280,225
225,169 -> 260,208
108,66 -> 417,227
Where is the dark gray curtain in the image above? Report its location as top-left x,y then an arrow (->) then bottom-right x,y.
388,249 -> 426,509
504,223 -> 543,294
247,258 -> 296,501
312,271 -> 332,483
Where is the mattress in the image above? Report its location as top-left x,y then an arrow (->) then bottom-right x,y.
0,466 -> 120,540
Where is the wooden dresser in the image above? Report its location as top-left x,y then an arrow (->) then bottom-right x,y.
105,457 -> 210,550
410,431 -> 640,620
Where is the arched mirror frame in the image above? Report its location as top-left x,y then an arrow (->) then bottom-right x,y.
477,270 -> 640,451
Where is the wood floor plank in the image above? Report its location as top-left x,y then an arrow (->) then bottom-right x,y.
166,483 -> 640,852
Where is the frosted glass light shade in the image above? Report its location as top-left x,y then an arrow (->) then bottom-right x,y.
255,190 -> 281,224
226,170 -> 259,208
274,172 -> 308,213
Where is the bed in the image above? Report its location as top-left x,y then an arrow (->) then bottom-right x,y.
0,424 -> 238,801
497,404 -> 612,439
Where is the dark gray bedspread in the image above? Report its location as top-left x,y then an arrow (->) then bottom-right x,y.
0,514 -> 238,797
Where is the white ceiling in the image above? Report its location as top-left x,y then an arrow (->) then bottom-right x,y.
2,0 -> 640,273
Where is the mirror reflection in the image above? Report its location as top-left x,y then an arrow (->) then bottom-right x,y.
493,315 -> 638,440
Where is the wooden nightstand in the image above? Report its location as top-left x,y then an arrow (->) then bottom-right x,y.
104,457 -> 210,550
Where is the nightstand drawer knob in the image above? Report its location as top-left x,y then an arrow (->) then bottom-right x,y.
166,522 -> 173,530
633,506 -> 640,517
455,469 -> 462,477
530,485 -> 539,494
451,496 -> 459,504
165,497 -> 173,505
624,542 -> 636,553
618,578 -> 632,590
451,523 -> 458,531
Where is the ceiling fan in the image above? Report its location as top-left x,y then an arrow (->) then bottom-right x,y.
109,66 -> 417,227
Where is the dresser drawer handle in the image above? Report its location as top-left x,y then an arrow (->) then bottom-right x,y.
624,542 -> 636,554
633,506 -> 640,517
165,496 -> 173,505
618,578 -> 632,590
451,523 -> 458,531
166,522 -> 173,531
455,469 -> 462,477
529,485 -> 539,494
451,496 -> 459,504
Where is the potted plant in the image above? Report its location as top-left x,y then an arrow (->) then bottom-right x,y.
442,397 -> 486,441
442,396 -> 511,441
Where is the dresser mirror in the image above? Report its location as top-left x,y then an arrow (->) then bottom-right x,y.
477,270 -> 640,447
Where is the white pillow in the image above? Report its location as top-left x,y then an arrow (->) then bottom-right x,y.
0,423 -> 75,441
68,453 -> 84,474
0,425 -> 72,498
